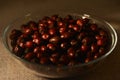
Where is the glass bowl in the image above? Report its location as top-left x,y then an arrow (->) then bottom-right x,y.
1,13 -> 117,78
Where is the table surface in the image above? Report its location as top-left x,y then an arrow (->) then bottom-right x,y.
0,0 -> 120,80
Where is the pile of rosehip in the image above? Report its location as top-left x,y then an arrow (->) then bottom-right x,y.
10,14 -> 109,66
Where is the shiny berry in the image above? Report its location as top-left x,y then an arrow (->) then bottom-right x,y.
91,44 -> 98,52
40,57 -> 49,64
81,45 -> 89,52
40,45 -> 47,52
61,32 -> 71,39
59,27 -> 67,33
68,24 -> 74,29
59,54 -> 69,64
64,15 -> 72,20
99,47 -> 105,55
47,43 -> 56,51
36,52 -> 43,58
70,39 -> 78,46
68,60 -> 77,66
67,47 -> 76,58
19,42 -> 25,48
49,28 -> 56,35
33,47 -> 41,53
94,53 -> 99,59
25,41 -> 33,48
50,53 -> 59,64
82,37 -> 91,45
28,21 -> 38,31
49,36 -> 60,43
23,28 -> 33,35
99,30 -> 107,36
97,39 -> 104,46
9,29 -> 21,40
85,58 -> 91,63
33,38 -> 42,45
60,42 -> 70,49
77,32 -> 86,40
57,21 -> 65,27
24,52 -> 34,61
51,15 -> 58,21
12,45 -> 24,57
42,33 -> 49,40
73,25 -> 81,32
95,35 -> 102,40
83,18 -> 89,24
90,24 -> 98,31
76,19 -> 83,26
47,19 -> 53,25
32,32 -> 40,39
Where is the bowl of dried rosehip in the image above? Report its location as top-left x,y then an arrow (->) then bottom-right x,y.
2,12 -> 117,78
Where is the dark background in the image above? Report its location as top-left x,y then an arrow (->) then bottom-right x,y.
0,0 -> 120,80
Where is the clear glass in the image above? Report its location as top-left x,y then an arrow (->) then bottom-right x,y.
1,12 -> 117,78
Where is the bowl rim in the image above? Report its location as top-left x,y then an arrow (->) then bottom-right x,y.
1,13 -> 118,69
